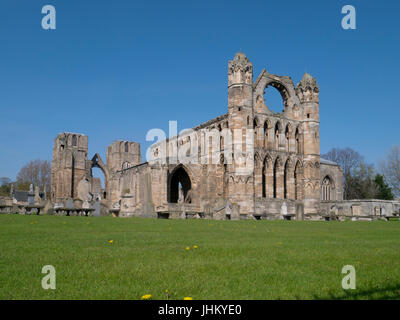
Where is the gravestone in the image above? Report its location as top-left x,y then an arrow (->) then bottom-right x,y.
66,199 -> 74,209
93,200 -> 101,217
27,184 -> 35,206
34,186 -> 41,205
296,203 -> 304,220
281,202 -> 288,216
82,200 -> 90,209
230,203 -> 240,220
54,202 -> 63,209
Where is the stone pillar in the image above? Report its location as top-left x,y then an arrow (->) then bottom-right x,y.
227,52 -> 255,216
275,161 -> 284,199
287,164 -> 295,200
254,158 -> 262,197
266,159 -> 274,198
296,73 -> 320,215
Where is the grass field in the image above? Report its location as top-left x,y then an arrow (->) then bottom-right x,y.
0,214 -> 399,300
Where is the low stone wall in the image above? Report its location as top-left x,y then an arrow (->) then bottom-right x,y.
320,199 -> 400,219
254,198 -> 303,220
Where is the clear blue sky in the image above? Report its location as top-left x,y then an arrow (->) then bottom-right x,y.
1,0 -> 399,181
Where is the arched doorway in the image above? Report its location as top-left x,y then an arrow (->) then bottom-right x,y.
91,167 -> 106,200
168,166 -> 192,203
90,154 -> 110,201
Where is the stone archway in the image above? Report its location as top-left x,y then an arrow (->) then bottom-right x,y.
253,70 -> 300,114
91,153 -> 110,200
168,165 -> 192,203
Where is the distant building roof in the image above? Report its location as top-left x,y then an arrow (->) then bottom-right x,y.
320,158 -> 339,166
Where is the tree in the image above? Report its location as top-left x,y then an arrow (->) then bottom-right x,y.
322,147 -> 363,176
322,147 -> 365,200
373,174 -> 394,200
0,177 -> 11,196
0,177 -> 11,186
16,159 -> 51,192
345,162 -> 376,200
379,145 -> 400,197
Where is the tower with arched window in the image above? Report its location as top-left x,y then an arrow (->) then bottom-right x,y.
51,133 -> 88,202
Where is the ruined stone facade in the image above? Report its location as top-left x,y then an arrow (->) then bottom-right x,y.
51,53 -> 347,220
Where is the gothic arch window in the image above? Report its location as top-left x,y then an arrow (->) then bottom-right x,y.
284,160 -> 289,199
262,158 -> 267,198
273,158 -> 279,198
253,118 -> 258,142
264,121 -> 269,149
321,176 -> 332,201
72,135 -> 77,147
275,122 -> 281,150
285,125 -> 290,152
294,161 -> 302,200
295,128 -> 300,154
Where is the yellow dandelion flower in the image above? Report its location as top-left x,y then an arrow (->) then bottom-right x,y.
141,294 -> 152,300
186,246 -> 190,251
109,240 -> 114,244
184,297 -> 193,300
193,245 -> 198,249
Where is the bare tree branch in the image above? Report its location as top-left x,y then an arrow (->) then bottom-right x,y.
379,145 -> 400,197
16,159 -> 51,192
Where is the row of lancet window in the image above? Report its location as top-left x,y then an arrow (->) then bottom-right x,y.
174,120 -> 301,158
259,158 -> 303,200
248,117 -> 301,153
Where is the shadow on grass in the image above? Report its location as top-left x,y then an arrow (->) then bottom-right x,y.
312,283 -> 400,300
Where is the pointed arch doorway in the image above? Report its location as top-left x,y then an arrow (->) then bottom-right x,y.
168,165 -> 192,203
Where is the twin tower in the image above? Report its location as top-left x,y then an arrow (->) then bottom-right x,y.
50,133 -> 141,206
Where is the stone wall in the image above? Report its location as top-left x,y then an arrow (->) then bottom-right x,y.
321,199 -> 400,219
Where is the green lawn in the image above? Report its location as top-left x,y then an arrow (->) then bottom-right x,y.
0,214 -> 399,300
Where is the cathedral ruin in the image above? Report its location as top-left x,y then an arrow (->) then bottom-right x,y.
50,53 -> 354,220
